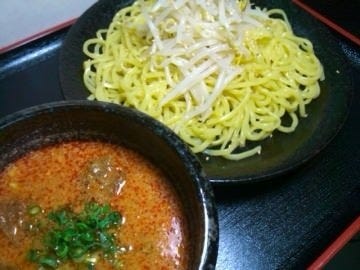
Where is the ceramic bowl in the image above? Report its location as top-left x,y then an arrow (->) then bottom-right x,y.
0,100 -> 218,269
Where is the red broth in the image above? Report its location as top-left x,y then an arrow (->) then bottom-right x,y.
0,141 -> 189,269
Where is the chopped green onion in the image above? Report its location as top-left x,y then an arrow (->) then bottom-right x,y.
38,256 -> 58,268
28,205 -> 42,216
27,201 -> 124,269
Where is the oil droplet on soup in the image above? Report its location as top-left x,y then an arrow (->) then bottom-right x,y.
0,141 -> 189,269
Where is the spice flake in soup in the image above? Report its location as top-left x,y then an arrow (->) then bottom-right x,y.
0,141 -> 189,269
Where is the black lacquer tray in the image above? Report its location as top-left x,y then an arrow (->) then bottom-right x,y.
0,0 -> 359,269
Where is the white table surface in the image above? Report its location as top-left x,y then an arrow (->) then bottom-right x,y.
0,0 -> 97,53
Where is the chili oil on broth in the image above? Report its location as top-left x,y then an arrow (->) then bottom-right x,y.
0,141 -> 189,269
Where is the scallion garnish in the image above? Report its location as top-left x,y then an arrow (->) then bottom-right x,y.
27,201 -> 123,269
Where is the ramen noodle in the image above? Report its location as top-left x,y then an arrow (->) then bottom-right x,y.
83,0 -> 324,160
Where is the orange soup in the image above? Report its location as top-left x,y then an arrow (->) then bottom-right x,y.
0,141 -> 189,269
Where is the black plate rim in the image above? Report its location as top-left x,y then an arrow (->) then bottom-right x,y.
59,0 -> 354,185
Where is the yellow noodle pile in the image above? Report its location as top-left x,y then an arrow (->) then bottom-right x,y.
83,0 -> 324,160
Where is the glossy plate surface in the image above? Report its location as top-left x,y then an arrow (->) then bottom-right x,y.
59,0 -> 353,184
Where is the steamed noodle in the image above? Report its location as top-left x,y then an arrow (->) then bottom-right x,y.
83,0 -> 324,160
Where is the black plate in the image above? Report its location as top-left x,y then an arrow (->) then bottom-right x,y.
59,0 -> 353,185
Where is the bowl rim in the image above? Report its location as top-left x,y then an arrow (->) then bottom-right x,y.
0,100 -> 219,269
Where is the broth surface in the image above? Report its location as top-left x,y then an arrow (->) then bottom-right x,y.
0,141 -> 189,269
